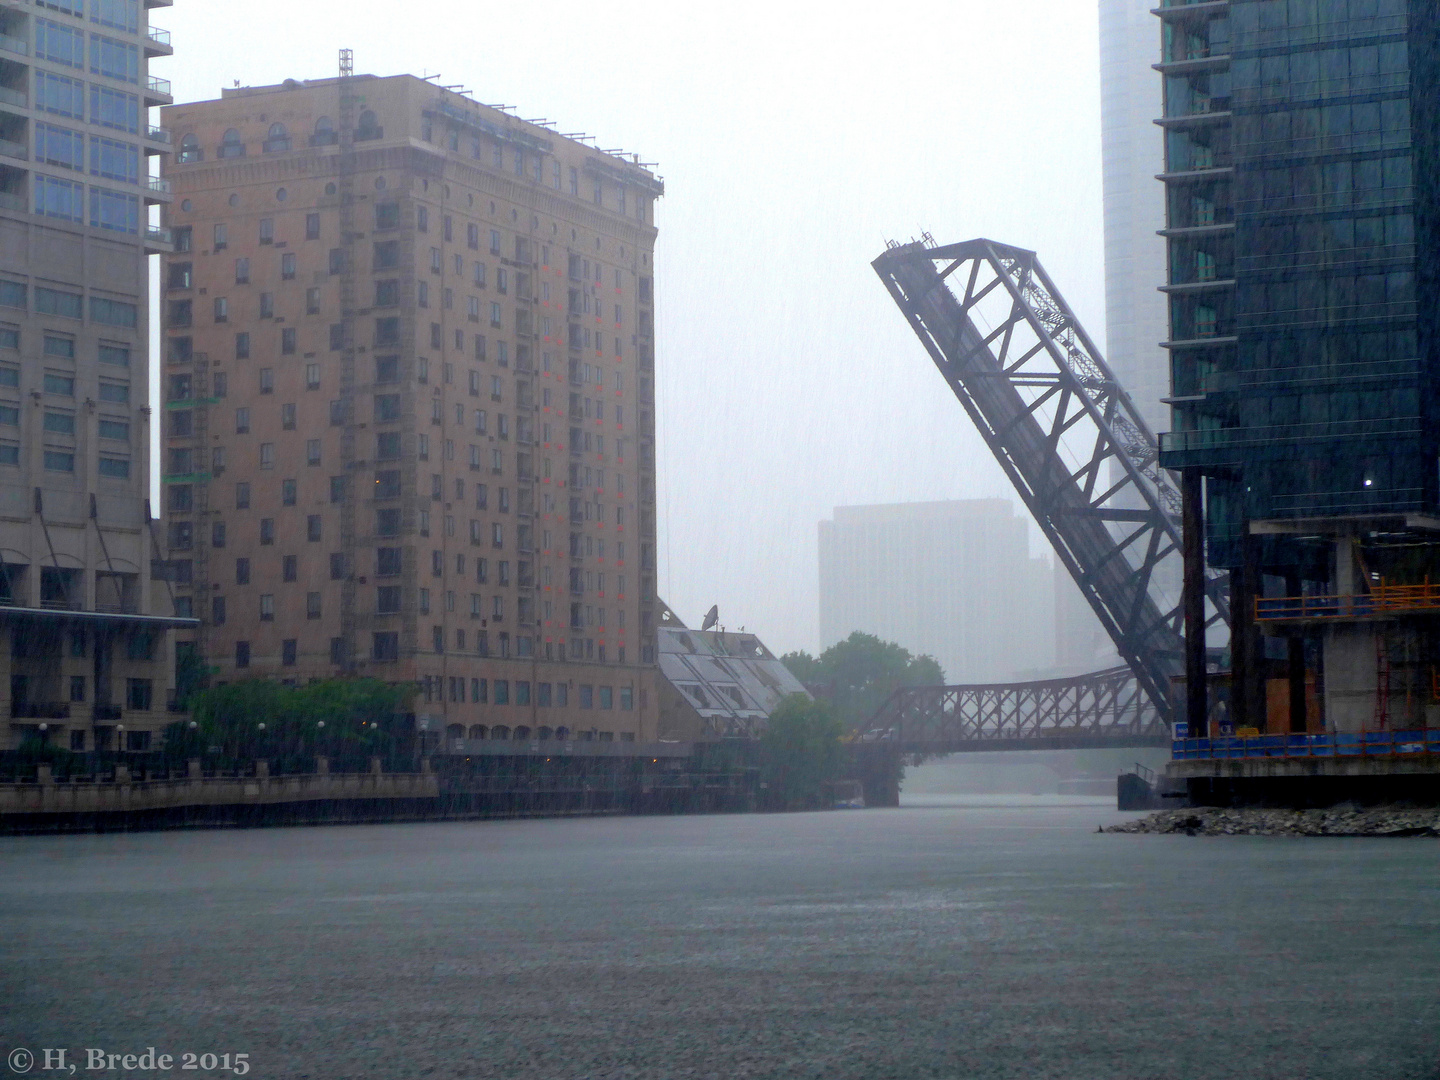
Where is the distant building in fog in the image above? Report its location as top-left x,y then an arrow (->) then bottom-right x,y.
817,500 -> 1053,684
1099,0 -> 1169,437
1053,561 -> 1120,675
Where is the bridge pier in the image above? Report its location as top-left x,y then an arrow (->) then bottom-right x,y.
851,748 -> 901,808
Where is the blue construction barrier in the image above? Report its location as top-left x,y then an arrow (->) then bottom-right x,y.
1172,729 -> 1440,761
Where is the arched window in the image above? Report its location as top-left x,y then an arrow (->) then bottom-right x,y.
218,128 -> 244,159
445,723 -> 464,748
554,726 -> 570,741
491,725 -> 510,740
263,122 -> 290,153
178,133 -> 202,163
356,110 -> 381,141
468,724 -> 487,740
312,116 -> 336,147
513,725 -> 531,741
537,726 -> 553,741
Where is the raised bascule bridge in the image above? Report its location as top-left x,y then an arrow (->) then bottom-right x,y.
864,237 -> 1230,756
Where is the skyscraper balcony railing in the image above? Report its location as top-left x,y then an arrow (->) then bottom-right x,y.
0,86 -> 26,108
1159,415 -> 1421,456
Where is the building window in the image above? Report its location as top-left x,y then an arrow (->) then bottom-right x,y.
283,555 -> 297,582
259,519 -> 274,545
373,632 -> 399,661
306,439 -> 321,466
307,592 -> 322,619
236,641 -> 251,668
260,594 -> 275,621
282,640 -> 298,666
307,515 -> 322,542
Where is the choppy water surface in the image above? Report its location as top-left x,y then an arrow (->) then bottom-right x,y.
2,795 -> 1437,1079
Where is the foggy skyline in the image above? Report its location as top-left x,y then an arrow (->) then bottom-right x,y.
154,0 -> 1110,657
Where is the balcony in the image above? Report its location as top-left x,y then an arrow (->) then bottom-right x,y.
0,190 -> 22,212
0,137 -> 24,162
143,226 -> 173,254
144,25 -> 172,56
146,0 -> 173,7
145,124 -> 172,145
93,704 -> 123,722
144,75 -> 173,106
11,703 -> 70,720
0,32 -> 27,58
144,175 -> 173,203
0,85 -> 26,109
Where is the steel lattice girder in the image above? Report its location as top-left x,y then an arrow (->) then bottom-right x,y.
864,666 -> 1166,753
872,238 -> 1229,725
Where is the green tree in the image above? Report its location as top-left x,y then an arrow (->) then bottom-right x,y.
781,632 -> 945,732
162,678 -> 415,771
758,694 -> 844,810
172,644 -> 214,712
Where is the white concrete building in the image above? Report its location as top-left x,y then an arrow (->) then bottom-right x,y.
817,500 -> 1054,685
1099,0 -> 1169,437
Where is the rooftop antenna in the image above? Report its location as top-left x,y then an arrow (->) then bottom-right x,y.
702,605 -> 719,632
421,72 -> 441,83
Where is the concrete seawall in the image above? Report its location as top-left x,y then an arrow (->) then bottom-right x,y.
0,759 -> 443,832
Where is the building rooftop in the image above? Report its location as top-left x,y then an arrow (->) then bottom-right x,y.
657,627 -> 808,726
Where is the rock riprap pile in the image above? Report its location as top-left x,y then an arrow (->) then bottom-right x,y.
1104,806 -> 1440,837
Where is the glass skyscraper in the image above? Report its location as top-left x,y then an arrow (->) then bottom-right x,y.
1155,0 -> 1440,737
1158,0 -> 1437,569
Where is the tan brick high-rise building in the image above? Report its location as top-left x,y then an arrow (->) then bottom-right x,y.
159,72 -> 663,743
0,0 -> 190,753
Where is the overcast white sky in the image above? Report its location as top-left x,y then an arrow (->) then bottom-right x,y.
158,0 -> 1106,656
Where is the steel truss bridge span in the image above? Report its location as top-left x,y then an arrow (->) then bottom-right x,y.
872,238 -> 1229,726
862,666 -> 1166,754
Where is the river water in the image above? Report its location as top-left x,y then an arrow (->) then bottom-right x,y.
2,795 -> 1437,1079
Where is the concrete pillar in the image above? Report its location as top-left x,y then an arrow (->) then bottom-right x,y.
1230,563 -> 1252,732
187,758 -> 201,780
315,756 -> 329,775
1181,468 -> 1208,737
114,764 -> 129,784
255,759 -> 269,778
1335,536 -> 1357,608
370,756 -> 383,775
37,763 -> 52,786
1323,534 -> 1375,733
